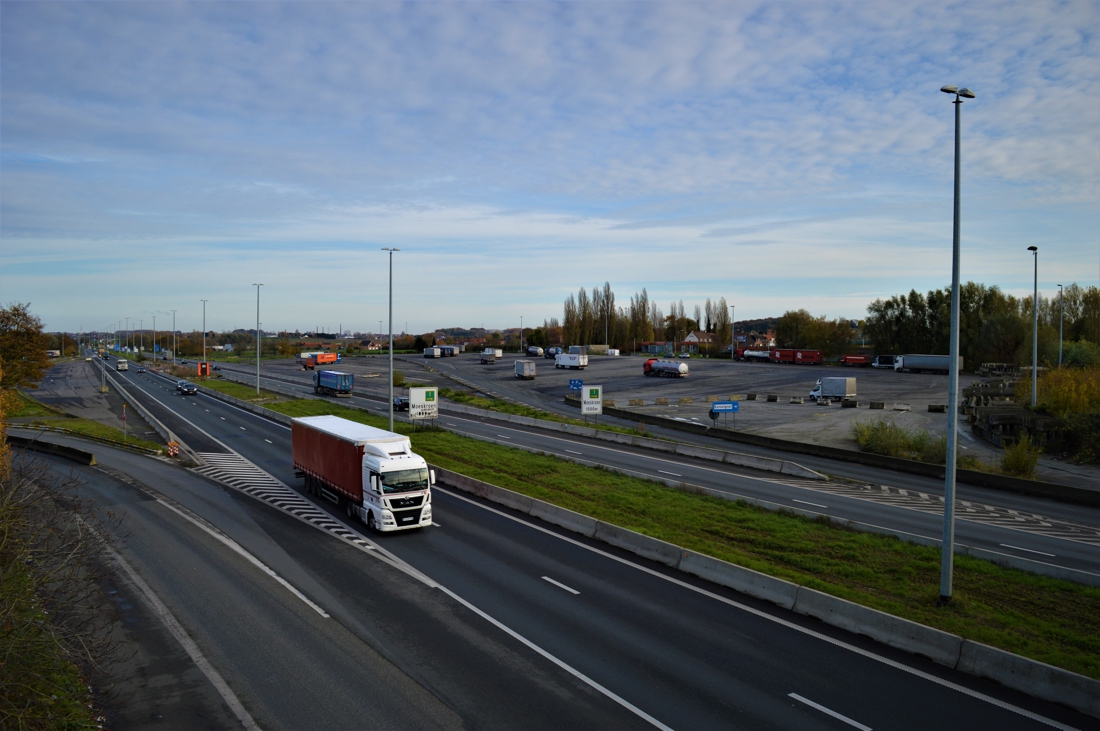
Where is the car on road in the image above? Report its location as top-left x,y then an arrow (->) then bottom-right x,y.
212,364 -> 221,371
180,383 -> 198,395
137,367 -> 146,373
176,380 -> 188,391
393,396 -> 409,412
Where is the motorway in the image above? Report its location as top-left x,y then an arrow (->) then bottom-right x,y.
44,358 -> 1095,729
190,361 -> 1099,577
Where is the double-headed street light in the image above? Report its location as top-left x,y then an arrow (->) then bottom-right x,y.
382,248 -> 400,431
938,83 -> 975,605
1028,246 -> 1038,406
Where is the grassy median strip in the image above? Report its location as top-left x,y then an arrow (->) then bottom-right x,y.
193,377 -> 289,403
267,397 -> 1100,680
439,387 -> 646,437
15,393 -> 163,452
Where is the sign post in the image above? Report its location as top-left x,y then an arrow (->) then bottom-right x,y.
409,386 -> 438,424
581,385 -> 602,426
710,400 -> 739,429
121,403 -> 127,442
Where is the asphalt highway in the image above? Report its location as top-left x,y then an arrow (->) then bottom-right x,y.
188,362 -> 1099,577
62,362 -> 1096,729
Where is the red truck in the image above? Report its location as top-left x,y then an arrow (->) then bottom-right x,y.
300,352 -> 339,370
840,354 -> 873,367
770,349 -> 823,365
292,415 -> 434,532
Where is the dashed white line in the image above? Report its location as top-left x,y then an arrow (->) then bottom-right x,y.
565,449 -> 583,455
239,426 -> 247,431
265,439 -> 272,444
789,693 -> 871,730
541,576 -> 580,595
496,434 -> 512,439
793,499 -> 828,509
657,470 -> 681,477
999,544 -> 1056,557
220,416 -> 226,420
432,521 -> 441,527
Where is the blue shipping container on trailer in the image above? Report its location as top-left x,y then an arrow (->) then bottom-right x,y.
314,370 -> 354,397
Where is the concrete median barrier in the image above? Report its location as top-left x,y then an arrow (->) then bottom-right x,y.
679,551 -> 798,609
593,521 -> 682,567
793,587 -> 963,667
957,640 -> 1100,718
7,434 -> 97,465
530,500 -> 598,537
434,467 -> 534,514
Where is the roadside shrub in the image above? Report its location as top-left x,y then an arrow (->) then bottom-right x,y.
1001,435 -> 1042,478
1063,340 -> 1100,369
1015,366 -> 1100,418
851,419 -> 982,469
392,369 -> 404,387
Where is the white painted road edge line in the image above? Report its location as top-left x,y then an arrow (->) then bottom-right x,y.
106,544 -> 262,731
542,576 -> 580,594
657,470 -> 681,477
435,487 -> 1079,731
438,586 -> 673,731
789,693 -> 871,730
157,499 -> 330,618
793,499 -> 828,509
1000,544 -> 1057,557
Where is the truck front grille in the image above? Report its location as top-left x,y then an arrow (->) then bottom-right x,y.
393,507 -> 423,526
390,496 -> 424,509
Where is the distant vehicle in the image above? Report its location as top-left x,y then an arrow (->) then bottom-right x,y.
180,383 -> 198,395
839,355 -> 872,367
480,349 -> 498,365
554,353 -> 588,370
514,360 -> 536,380
314,370 -> 353,397
393,397 -> 409,412
85,357 -> 92,362
544,347 -> 563,359
872,355 -> 897,369
770,349 -> 823,365
894,354 -> 960,375
526,346 -> 544,357
733,348 -> 771,363
300,352 -> 339,370
136,366 -> 146,373
423,347 -> 442,358
643,358 -> 689,377
810,377 -> 856,401
176,380 -> 187,391
606,349 -> 620,356
115,359 -> 128,371
568,345 -> 587,355
291,415 -> 434,531
438,345 -> 461,357
212,364 -> 221,371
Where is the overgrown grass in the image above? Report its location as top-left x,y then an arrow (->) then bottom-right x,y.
11,390 -> 62,418
851,419 -> 988,470
266,397 -> 1100,679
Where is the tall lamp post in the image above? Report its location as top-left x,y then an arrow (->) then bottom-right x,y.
171,310 -> 177,364
520,316 -> 524,354
253,285 -> 263,395
730,305 -> 735,358
938,83 -> 975,605
1057,284 -> 1063,367
152,316 -> 156,364
201,299 -> 208,371
1028,246 -> 1038,406
382,248 -> 399,431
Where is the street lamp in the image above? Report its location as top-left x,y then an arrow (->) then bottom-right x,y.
1057,284 -> 1063,367
253,285 -> 264,394
201,299 -> 208,371
938,82 -> 975,605
730,305 -> 735,358
171,310 -> 177,364
1028,246 -> 1038,406
152,316 -> 156,364
382,248 -> 400,431
520,315 -> 524,355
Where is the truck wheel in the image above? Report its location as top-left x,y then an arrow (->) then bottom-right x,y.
367,511 -> 378,532
346,500 -> 358,522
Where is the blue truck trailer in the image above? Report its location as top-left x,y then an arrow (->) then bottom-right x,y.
313,370 -> 354,397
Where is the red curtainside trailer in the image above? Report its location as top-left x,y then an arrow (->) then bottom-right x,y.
840,354 -> 873,367
770,349 -> 823,365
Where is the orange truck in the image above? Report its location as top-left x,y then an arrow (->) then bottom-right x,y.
300,351 -> 340,370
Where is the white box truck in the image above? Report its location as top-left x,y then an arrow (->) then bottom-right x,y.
116,359 -> 129,371
555,353 -> 588,369
423,347 -> 441,358
809,377 -> 856,401
292,415 -> 434,532
894,354 -> 961,374
514,360 -> 536,379
480,349 -> 498,365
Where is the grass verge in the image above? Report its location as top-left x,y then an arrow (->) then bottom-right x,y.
266,397 -> 1100,679
192,377 -> 289,403
14,392 -> 163,452
439,387 -> 644,437
12,390 -> 63,418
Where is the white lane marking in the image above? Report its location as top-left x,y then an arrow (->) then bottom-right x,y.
205,409 -> 209,412
657,470 -> 681,477
265,439 -> 272,444
436,487 -> 1078,731
156,500 -> 329,618
438,586 -> 672,731
793,499 -> 828,508
789,693 -> 871,730
106,546 -> 262,731
496,434 -> 512,439
542,576 -> 580,595
446,422 -> 458,426
565,449 -> 583,455
432,521 -> 441,527
195,389 -> 292,430
239,426 -> 247,431
999,544 -> 1056,557
220,417 -> 226,420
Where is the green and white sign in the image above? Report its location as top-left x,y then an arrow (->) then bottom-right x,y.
410,387 -> 438,420
581,385 -> 603,415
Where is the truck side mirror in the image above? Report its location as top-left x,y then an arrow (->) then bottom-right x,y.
370,475 -> 380,493
430,469 -> 436,485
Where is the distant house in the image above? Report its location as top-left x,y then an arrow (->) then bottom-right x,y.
681,331 -> 716,353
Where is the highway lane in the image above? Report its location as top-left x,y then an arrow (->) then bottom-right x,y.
170,365 -> 1100,576
93,369 -> 1095,728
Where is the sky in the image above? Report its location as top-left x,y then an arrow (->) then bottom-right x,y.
2,1 -> 1098,336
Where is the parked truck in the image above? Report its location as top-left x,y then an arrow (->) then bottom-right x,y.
840,354 -> 872,367
526,346 -> 544,357
292,415 -> 434,532
770,349 -> 823,365
439,345 -> 460,357
544,347 -> 563,359
809,377 -> 856,401
300,352 -> 340,370
733,348 -> 772,362
480,349 -> 498,365
643,358 -> 689,377
423,347 -> 441,358
514,360 -> 537,379
555,353 -> 588,369
894,354 -> 961,374
313,370 -> 353,397
872,355 -> 897,369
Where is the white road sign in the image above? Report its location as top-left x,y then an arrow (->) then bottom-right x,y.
409,386 -> 438,420
581,385 -> 603,415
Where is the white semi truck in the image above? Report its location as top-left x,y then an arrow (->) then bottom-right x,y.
292,415 -> 434,532
555,353 -> 588,369
809,377 -> 856,401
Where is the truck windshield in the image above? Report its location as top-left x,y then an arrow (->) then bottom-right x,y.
380,468 -> 429,493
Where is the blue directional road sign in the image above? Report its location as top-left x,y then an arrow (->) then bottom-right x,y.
569,379 -> 584,391
711,401 -> 739,412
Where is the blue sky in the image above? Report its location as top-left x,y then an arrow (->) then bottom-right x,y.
2,1 -> 1097,335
